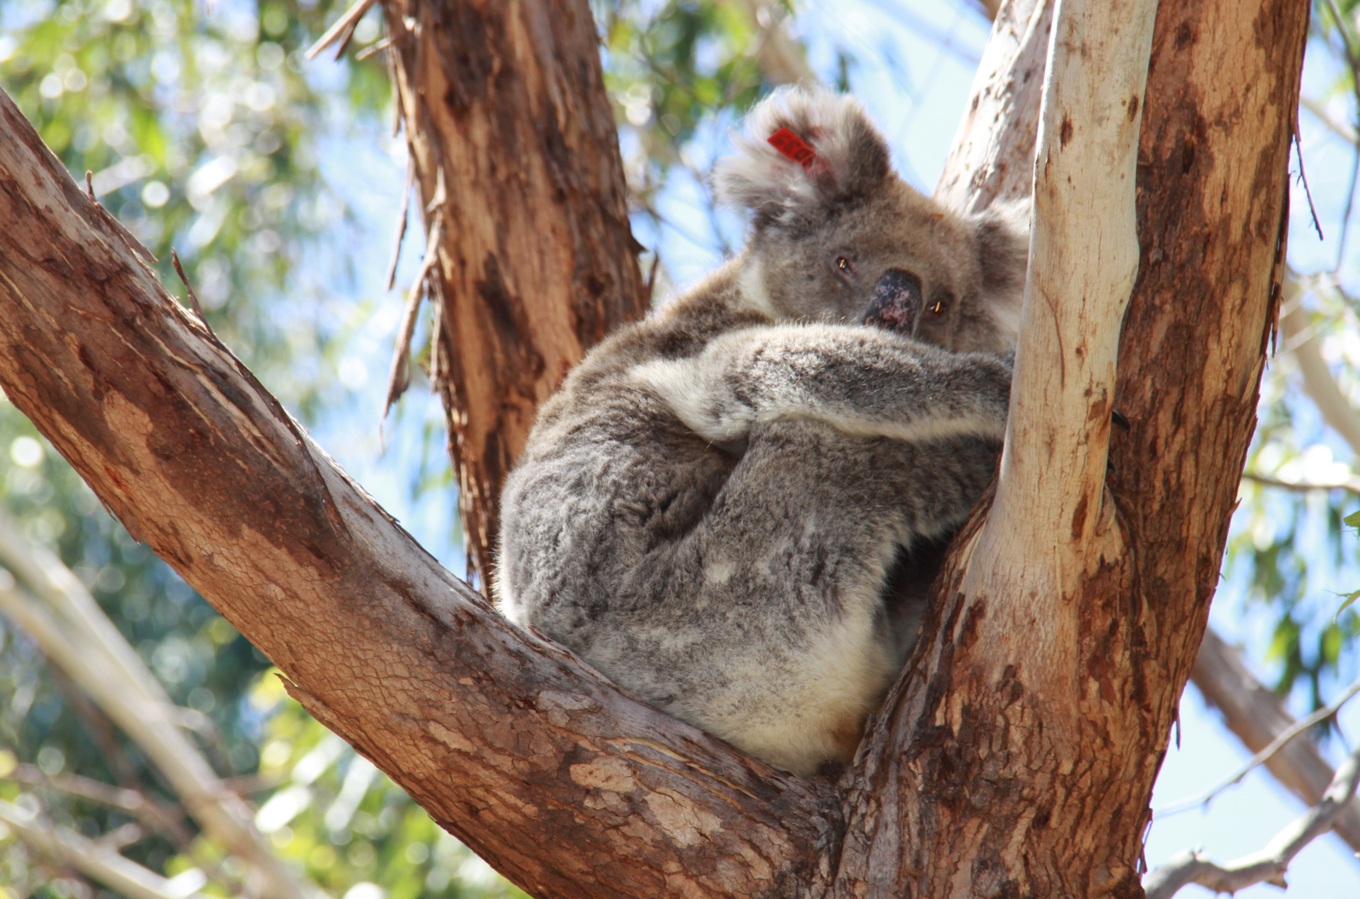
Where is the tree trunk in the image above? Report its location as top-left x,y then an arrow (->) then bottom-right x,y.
0,0 -> 1307,896
832,0 -> 1305,893
379,0 -> 648,581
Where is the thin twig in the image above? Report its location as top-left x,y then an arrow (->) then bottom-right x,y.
1144,743 -> 1360,899
1301,94 -> 1358,144
6,763 -> 190,841
1295,131 -> 1324,241
83,170 -> 157,266
1241,472 -> 1360,497
386,156 -> 414,291
171,249 -> 216,339
333,16 -> 362,61
428,283 -> 445,388
0,799 -> 216,899
3,762 -> 243,893
384,213 -> 444,419
356,35 -> 393,61
0,513 -> 307,899
1157,677 -> 1360,817
304,0 -> 376,60
645,252 -> 661,303
385,29 -> 406,139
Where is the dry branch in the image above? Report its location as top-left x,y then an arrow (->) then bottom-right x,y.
1242,472 -> 1360,496
0,799 -> 213,899
1158,678 -> 1360,816
0,512 -> 306,899
304,0 -> 376,60
1280,288 -> 1360,455
1191,628 -> 1360,852
1143,744 -> 1360,898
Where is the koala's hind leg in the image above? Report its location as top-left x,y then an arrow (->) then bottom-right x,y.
880,534 -> 952,664
665,419 -> 999,773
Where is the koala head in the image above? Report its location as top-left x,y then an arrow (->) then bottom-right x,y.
714,88 -> 1029,356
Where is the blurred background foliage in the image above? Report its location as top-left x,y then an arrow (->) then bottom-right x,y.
0,0 -> 1359,897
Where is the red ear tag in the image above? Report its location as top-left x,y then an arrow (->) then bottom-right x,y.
768,127 -> 818,171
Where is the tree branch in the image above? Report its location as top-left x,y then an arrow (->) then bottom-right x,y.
3,763 -> 192,855
936,0 -> 1052,211
1190,628 -> 1360,853
1143,743 -> 1360,899
962,0 -> 1157,680
1280,283 -> 1360,456
0,799 -> 213,899
1159,676 -> 1360,816
379,0 -> 647,579
0,85 -> 834,899
1241,471 -> 1360,497
0,512 -> 307,899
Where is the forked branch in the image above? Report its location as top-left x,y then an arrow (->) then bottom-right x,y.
0,85 -> 832,899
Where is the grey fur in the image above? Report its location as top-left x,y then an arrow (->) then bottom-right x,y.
495,88 -> 1029,776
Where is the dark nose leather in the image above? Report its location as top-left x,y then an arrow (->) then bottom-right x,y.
860,268 -> 923,335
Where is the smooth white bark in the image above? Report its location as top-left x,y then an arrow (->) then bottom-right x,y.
960,0 -> 1157,677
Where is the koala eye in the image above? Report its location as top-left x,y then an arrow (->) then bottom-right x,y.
833,255 -> 855,279
928,295 -> 951,315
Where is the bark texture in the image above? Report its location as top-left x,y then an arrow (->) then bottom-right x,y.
380,0 -> 648,580
0,0 -> 1309,896
0,90 -> 833,899
832,0 -> 1307,895
936,0 -> 1051,212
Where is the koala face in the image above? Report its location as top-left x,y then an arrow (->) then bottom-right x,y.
715,89 -> 1029,356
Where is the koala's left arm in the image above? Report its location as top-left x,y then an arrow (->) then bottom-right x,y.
631,323 -> 1012,446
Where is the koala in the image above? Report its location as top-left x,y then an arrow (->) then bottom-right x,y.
495,88 -> 1029,777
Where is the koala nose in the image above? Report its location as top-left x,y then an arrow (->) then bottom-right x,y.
860,268 -> 923,336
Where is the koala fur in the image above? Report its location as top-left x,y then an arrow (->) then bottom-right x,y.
495,88 -> 1029,776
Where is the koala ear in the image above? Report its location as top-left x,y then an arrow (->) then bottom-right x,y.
713,87 -> 893,227
969,199 -> 1032,348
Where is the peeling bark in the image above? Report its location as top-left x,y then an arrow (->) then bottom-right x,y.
379,0 -> 647,580
833,0 -> 1307,895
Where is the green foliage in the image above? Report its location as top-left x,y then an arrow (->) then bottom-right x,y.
0,0 -> 390,417
244,672 -> 528,899
0,405 -> 274,881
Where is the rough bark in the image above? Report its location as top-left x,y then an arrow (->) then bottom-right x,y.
0,0 -> 1309,896
379,0 -> 647,581
0,89 -> 833,899
830,0 -> 1306,894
